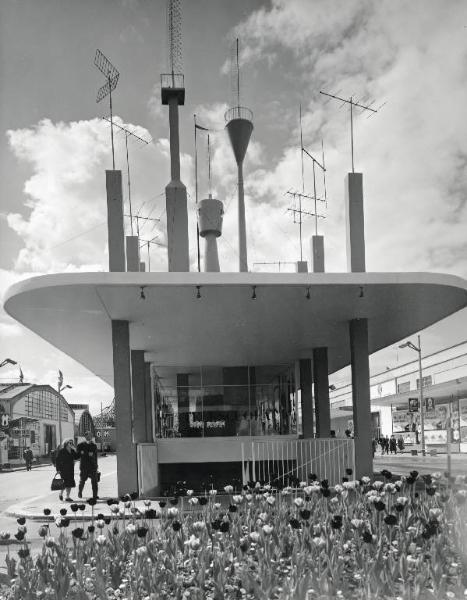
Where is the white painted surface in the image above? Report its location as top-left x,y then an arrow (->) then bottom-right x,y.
4,272 -> 467,386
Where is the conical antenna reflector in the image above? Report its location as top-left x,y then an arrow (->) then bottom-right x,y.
225,114 -> 253,165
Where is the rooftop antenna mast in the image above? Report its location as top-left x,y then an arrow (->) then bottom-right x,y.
319,90 -> 382,172
194,115 -> 209,272
286,105 -> 326,260
102,117 -> 149,235
225,38 -> 253,272
94,50 -> 120,170
161,0 -> 189,272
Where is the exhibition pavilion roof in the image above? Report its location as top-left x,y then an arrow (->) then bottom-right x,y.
4,271 -> 467,387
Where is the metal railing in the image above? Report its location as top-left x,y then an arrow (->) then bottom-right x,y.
241,438 -> 355,487
160,73 -> 184,89
224,106 -> 253,122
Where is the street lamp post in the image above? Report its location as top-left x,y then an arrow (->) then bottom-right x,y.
399,335 -> 425,456
57,372 -> 72,446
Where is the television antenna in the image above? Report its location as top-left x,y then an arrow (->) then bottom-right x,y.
94,49 -> 120,170
299,104 -> 327,236
102,117 -> 150,235
320,90 -> 384,172
140,235 -> 168,272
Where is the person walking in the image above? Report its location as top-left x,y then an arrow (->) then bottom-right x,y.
397,435 -> 404,453
23,447 -> 33,471
77,431 -> 99,500
389,435 -> 397,454
55,438 -> 78,501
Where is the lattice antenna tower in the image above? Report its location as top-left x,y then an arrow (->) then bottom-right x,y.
167,0 -> 183,78
102,117 -> 150,235
94,50 -> 120,170
320,90 -> 385,172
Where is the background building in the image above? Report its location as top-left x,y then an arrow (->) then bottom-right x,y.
331,340 -> 467,452
0,383 -> 74,465
68,403 -> 96,441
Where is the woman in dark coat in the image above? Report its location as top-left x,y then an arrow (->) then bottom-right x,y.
55,438 -> 78,501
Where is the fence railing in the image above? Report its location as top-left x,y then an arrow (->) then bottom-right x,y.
241,438 -> 355,487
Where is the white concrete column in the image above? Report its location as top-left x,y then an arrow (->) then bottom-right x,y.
299,359 -> 313,438
345,173 -> 366,272
168,97 -> 181,181
166,181 -> 190,272
349,318 -> 372,478
106,171 -> 125,272
126,236 -> 140,272
112,320 -> 138,495
311,235 -> 325,272
313,347 -> 330,437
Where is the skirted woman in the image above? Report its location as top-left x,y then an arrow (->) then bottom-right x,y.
55,438 -> 78,501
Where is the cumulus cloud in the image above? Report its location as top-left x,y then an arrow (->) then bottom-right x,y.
228,0 -> 467,276
5,117 -> 178,273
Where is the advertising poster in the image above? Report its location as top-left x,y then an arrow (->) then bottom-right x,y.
425,401 -> 467,444
459,398 -> 467,451
392,409 -> 419,433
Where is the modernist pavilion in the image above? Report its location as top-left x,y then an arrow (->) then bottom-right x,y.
4,72 -> 467,497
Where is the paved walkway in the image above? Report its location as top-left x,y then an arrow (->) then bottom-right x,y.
3,455 -> 161,521
3,452 -> 467,521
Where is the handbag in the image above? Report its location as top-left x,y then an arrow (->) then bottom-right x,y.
51,472 -> 64,491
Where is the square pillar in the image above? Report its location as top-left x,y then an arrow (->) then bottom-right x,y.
311,235 -> 325,272
144,362 -> 154,442
106,171 -> 125,272
131,350 -> 147,443
296,261 -> 308,273
166,181 -> 190,272
345,173 -> 366,272
112,320 -> 138,495
299,359 -> 313,438
349,318 -> 372,478
126,236 -> 140,272
177,373 -> 189,436
313,347 -> 330,437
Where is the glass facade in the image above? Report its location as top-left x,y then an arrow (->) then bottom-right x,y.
25,389 -> 68,421
153,364 -> 298,438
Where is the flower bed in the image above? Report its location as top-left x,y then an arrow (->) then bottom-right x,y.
1,471 -> 467,599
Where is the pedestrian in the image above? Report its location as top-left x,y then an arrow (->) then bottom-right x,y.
55,438 -> 78,502
389,435 -> 397,454
23,447 -> 33,471
371,438 -> 377,458
77,431 -> 99,500
330,430 -> 336,438
383,435 -> 390,454
397,435 -> 404,453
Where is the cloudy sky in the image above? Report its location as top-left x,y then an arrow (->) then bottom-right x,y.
1,0 -> 467,413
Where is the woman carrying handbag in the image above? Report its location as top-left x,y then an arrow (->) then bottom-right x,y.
55,438 -> 78,501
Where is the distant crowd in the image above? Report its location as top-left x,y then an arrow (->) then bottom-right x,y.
372,434 -> 405,456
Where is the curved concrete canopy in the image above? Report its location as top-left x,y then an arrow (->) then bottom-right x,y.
4,271 -> 467,387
